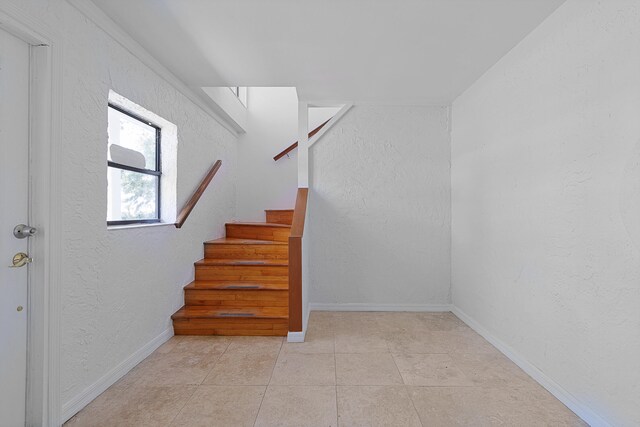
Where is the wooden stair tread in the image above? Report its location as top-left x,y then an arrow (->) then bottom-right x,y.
204,237 -> 287,245
174,208 -> 293,336
226,222 -> 291,228
195,258 -> 288,266
172,306 -> 288,320
265,209 -> 293,212
185,281 -> 288,291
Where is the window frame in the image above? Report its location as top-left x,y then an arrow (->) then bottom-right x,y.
107,103 -> 162,226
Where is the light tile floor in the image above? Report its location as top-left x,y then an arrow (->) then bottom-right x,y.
65,312 -> 586,426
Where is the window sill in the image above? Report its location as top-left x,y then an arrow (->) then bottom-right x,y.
107,222 -> 175,231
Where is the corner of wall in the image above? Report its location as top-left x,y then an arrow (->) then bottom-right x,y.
447,102 -> 454,306
451,305 -> 612,427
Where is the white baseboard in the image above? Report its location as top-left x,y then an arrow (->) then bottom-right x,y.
451,306 -> 611,427
309,303 -> 452,312
287,331 -> 306,343
61,327 -> 173,423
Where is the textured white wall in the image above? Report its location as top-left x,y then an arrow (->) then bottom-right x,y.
309,106 -> 451,307
451,1 -> 640,425
5,0 -> 238,411
236,87 -> 337,221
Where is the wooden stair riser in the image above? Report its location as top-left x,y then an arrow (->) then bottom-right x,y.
186,281 -> 288,291
185,289 -> 288,307
225,224 -> 290,242
173,213 -> 295,336
265,210 -> 294,225
204,243 -> 288,260
195,264 -> 288,282
173,318 -> 288,336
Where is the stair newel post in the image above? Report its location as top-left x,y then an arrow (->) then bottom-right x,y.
288,188 -> 308,334
288,102 -> 309,336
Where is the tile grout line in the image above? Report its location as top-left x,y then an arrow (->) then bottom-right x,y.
199,338 -> 232,386
389,350 -> 425,427
252,337 -> 284,427
165,379 -> 199,426
167,337 -> 232,426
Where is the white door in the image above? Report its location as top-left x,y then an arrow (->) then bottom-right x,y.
0,27 -> 31,427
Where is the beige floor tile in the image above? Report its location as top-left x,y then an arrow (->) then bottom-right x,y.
66,312 -> 588,427
337,385 -> 422,427
337,313 -> 386,336
418,312 -> 470,332
170,385 -> 265,427
335,330 -> 389,353
385,330 -> 450,354
203,351 -> 278,385
375,312 -> 433,335
308,311 -> 339,333
64,384 -> 130,426
281,329 -> 335,354
125,349 -> 221,386
112,367 -> 144,389
408,386 -> 587,426
255,386 -> 338,427
443,330 -> 499,354
336,353 -> 403,385
157,335 -> 231,355
451,352 -> 534,387
270,353 -> 336,385
65,385 -> 196,427
225,336 -> 284,355
392,353 -> 474,386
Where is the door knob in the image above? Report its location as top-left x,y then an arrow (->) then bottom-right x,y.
9,252 -> 32,268
13,224 -> 37,239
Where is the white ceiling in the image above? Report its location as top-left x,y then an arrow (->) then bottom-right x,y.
91,0 -> 564,104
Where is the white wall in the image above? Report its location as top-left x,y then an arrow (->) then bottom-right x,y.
451,1 -> 640,426
201,86 -> 248,132
309,105 -> 451,309
2,0 -> 238,420
235,87 -> 337,221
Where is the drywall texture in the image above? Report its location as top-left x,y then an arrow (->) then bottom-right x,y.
236,87 -> 336,221
5,0 -> 238,412
309,106 -> 451,307
451,1 -> 640,425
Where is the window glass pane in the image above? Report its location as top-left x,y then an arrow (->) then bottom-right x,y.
107,106 -> 157,170
107,167 -> 158,221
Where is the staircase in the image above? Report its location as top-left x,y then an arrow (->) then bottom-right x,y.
171,209 -> 293,336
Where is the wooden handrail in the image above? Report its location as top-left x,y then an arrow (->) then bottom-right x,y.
175,160 -> 222,229
273,118 -> 332,161
288,187 -> 308,332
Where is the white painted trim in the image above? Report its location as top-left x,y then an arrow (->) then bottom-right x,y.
287,331 -> 306,343
309,303 -> 452,312
308,103 -> 353,148
451,306 -> 611,427
61,328 -> 173,423
0,4 -> 63,426
66,0 -> 240,138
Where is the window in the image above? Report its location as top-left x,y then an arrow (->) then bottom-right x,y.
107,104 -> 161,225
